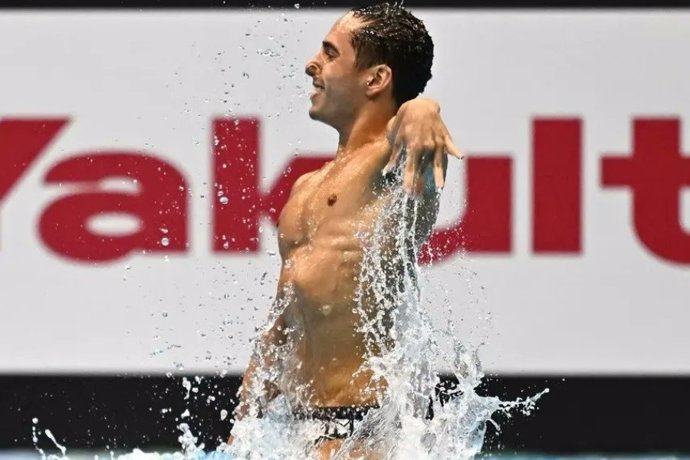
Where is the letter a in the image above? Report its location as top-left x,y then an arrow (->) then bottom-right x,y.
40,152 -> 188,262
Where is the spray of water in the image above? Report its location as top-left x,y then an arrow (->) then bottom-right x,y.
331,186 -> 500,460
30,169 -> 546,460
222,166 -> 547,459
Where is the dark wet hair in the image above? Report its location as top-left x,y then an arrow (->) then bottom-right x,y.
350,3 -> 434,107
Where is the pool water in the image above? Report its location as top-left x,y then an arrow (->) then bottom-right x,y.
2,451 -> 687,460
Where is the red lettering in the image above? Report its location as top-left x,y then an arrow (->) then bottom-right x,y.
0,118 -> 67,247
602,118 -> 690,264
40,153 -> 188,262
19,115 -> 687,265
532,118 -> 582,253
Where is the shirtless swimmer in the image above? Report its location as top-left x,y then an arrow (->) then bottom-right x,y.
229,4 -> 462,458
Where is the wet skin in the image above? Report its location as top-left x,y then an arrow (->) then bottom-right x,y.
277,138 -> 441,460
236,143 -> 441,410
278,139 -> 402,407
231,12 -> 448,457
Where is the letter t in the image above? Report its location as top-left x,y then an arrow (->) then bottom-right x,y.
602,118 -> 690,264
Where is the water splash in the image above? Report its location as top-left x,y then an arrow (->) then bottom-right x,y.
29,171 -> 545,460
331,186 -> 503,459
223,170 -> 547,458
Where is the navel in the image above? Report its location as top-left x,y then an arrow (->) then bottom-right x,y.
327,193 -> 337,206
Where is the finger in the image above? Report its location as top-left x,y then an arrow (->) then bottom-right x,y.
403,143 -> 422,196
383,138 -> 404,176
433,144 -> 445,191
386,114 -> 403,146
414,172 -> 424,197
444,134 -> 464,159
416,151 -> 434,197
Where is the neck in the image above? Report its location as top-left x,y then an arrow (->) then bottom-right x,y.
335,102 -> 396,159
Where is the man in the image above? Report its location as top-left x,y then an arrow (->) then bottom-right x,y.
229,4 -> 461,458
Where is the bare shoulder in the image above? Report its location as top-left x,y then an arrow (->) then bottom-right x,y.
370,137 -> 393,168
347,138 -> 392,196
358,137 -> 393,180
289,170 -> 318,197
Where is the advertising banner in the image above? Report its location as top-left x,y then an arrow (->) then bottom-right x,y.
1,10 -> 689,375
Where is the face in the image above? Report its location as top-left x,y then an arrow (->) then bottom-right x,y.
304,14 -> 369,128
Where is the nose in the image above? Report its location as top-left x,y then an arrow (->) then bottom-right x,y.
305,58 -> 319,77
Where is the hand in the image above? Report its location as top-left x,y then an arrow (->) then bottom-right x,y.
384,98 -> 463,196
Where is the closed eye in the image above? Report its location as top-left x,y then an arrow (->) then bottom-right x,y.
322,41 -> 340,60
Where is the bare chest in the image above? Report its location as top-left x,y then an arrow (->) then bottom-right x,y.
277,159 -> 383,256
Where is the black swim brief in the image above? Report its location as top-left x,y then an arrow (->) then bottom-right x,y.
293,406 -> 379,441
292,383 -> 462,442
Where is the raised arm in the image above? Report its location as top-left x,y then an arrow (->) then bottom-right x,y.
384,98 -> 463,197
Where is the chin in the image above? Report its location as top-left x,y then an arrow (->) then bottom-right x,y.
307,106 -> 337,129
308,106 -> 327,123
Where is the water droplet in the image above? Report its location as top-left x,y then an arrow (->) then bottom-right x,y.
219,196 -> 229,205
220,409 -> 228,420
294,2 -> 300,8
161,237 -> 170,247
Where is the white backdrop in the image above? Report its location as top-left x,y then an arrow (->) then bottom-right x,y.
1,9 -> 689,375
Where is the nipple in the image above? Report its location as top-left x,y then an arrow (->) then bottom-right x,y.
327,193 -> 337,206
320,304 -> 333,316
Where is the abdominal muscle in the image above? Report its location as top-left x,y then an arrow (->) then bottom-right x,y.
277,229 -> 387,409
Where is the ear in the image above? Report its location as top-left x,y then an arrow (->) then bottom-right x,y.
364,64 -> 393,98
